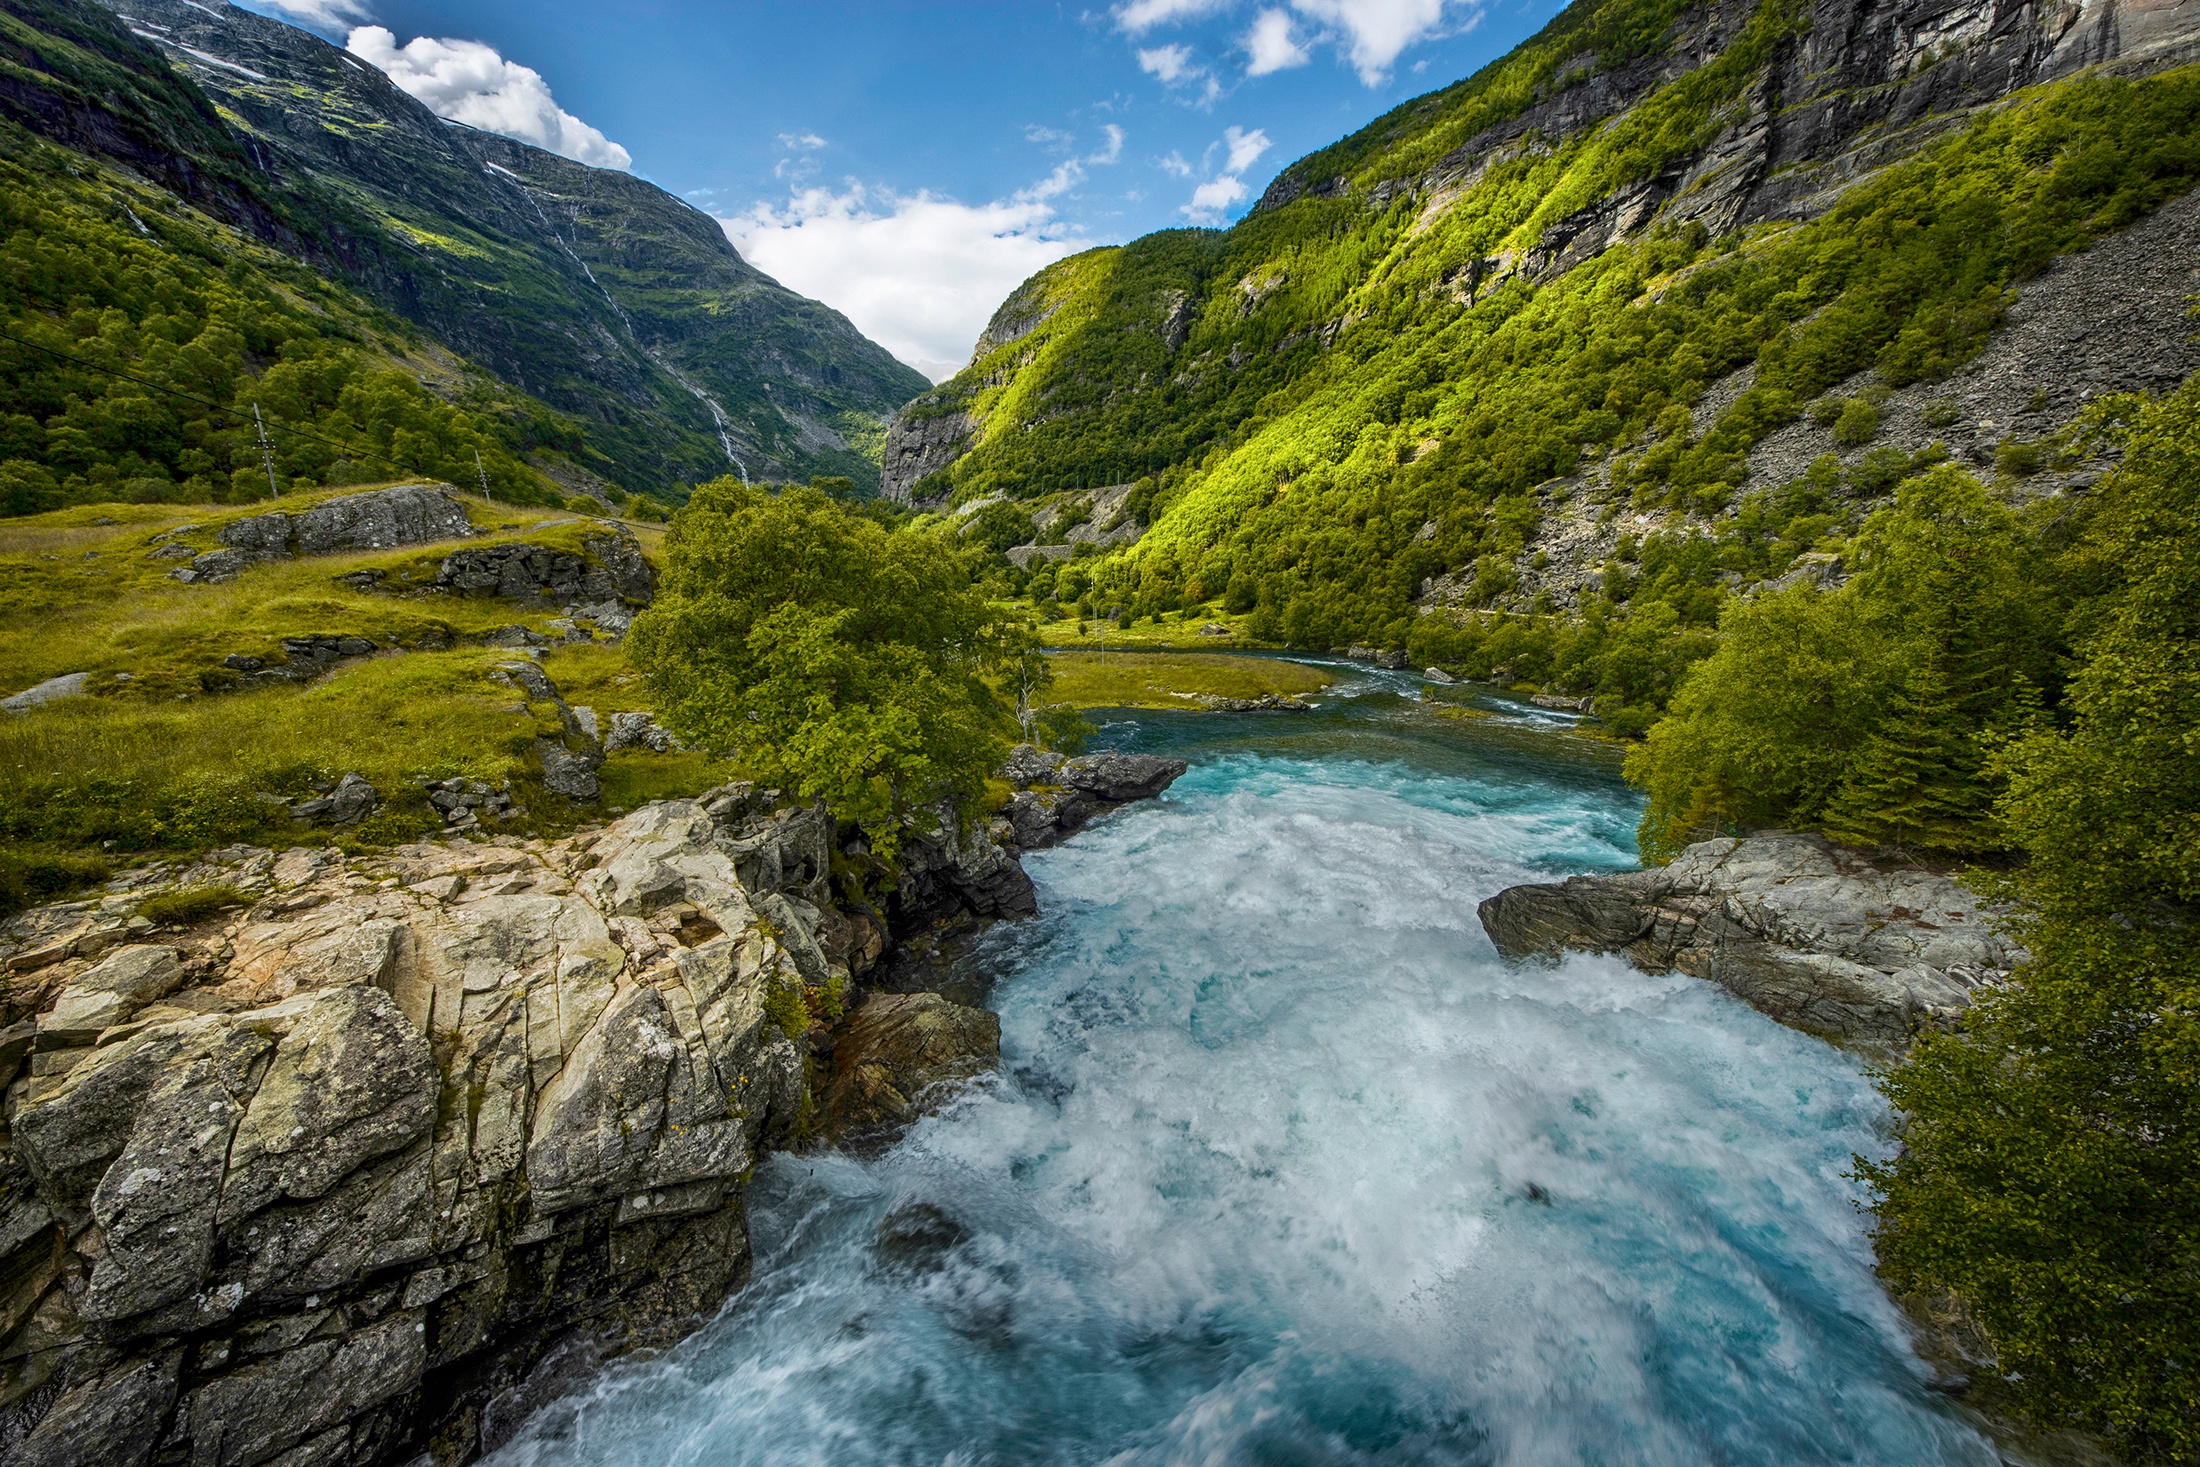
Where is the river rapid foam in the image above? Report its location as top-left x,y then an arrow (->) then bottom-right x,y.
492,692 -> 1997,1467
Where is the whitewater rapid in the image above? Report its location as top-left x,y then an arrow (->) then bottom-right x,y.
492,692 -> 1998,1466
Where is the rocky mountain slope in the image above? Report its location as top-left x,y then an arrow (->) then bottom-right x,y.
1,0 -> 927,496
887,0 -> 2200,655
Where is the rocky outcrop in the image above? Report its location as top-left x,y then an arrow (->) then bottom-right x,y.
990,746 -> 1190,857
820,993 -> 1001,1149
177,487 -> 476,584
880,409 -> 975,506
435,526 -> 653,612
0,673 -> 91,713
0,790 -> 848,1465
1478,831 -> 2023,1047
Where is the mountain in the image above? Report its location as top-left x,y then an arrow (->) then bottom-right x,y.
887,0 -> 2200,681
2,0 -> 927,498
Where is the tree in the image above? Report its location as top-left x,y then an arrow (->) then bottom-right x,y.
1817,658 -> 1994,855
628,480 -> 1022,859
1860,380 -> 2200,1458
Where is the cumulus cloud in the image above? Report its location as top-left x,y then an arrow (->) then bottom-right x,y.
345,26 -> 632,169
1136,43 -> 1199,83
1244,9 -> 1310,75
722,185 -> 1081,383
721,131 -> 1127,381
1180,124 -> 1270,222
1185,176 -> 1250,218
1223,123 -> 1271,173
1117,0 -> 1233,33
1290,0 -> 1451,83
1118,0 -> 1462,86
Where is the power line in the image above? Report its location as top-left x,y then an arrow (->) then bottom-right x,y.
0,323 -> 429,481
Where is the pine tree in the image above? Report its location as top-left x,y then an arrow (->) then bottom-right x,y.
1818,657 -> 1992,855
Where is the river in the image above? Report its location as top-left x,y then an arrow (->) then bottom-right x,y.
491,664 -> 2000,1466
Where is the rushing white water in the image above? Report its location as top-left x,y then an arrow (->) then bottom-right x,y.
492,683 -> 1997,1467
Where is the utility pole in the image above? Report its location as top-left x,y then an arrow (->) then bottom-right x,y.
474,448 -> 491,500
253,403 -> 278,500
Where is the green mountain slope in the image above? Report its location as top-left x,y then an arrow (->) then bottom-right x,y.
1,0 -> 928,500
889,0 -> 2200,700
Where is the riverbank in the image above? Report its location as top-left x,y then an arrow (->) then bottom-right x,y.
486,688 -> 2010,1467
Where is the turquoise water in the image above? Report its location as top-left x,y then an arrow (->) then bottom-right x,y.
491,669 -> 1997,1467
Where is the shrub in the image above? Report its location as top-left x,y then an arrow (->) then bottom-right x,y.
0,847 -> 109,920
138,883 -> 246,927
1832,397 -> 1881,447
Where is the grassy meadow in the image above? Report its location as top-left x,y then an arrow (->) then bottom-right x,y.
0,486 -> 722,909
1044,650 -> 1333,710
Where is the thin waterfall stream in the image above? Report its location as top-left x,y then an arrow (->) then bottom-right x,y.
490,665 -> 2000,1467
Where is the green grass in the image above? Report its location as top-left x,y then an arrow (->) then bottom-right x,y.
0,488 -> 660,699
0,495 -> 714,865
137,884 -> 246,926
1034,605 -> 1259,649
1044,650 -> 1333,709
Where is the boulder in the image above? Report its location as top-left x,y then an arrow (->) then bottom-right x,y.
187,488 -> 474,587
293,484 -> 473,555
1,672 -> 90,712
999,744 -> 1065,787
1424,667 -> 1456,684
1477,832 -> 2023,1047
289,771 -> 378,826
822,992 -> 1000,1146
1059,750 -> 1188,803
603,710 -> 682,754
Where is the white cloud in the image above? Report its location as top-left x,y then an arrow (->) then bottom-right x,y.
1244,9 -> 1310,74
778,131 -> 827,151
720,172 -> 1090,382
1092,123 -> 1127,164
1184,175 -> 1249,219
1178,124 -> 1271,222
1223,123 -> 1270,173
1136,43 -> 1199,83
1290,0 -> 1450,83
345,26 -> 632,169
1117,0 -> 1233,33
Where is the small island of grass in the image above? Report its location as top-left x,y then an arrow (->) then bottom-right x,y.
1046,650 -> 1333,710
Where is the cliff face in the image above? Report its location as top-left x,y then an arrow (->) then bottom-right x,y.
1,0 -> 928,495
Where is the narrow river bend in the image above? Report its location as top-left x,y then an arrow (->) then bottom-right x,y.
493,668 -> 1999,1467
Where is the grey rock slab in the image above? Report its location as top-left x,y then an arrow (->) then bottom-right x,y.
292,484 -> 472,554
1,672 -> 90,712
1059,751 -> 1189,802
216,986 -> 436,1224
8,1348 -> 181,1467
45,944 -> 185,1035
1477,831 -> 2022,1047
181,1309 -> 425,1467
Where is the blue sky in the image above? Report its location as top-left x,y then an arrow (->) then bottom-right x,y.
244,0 -> 1565,378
